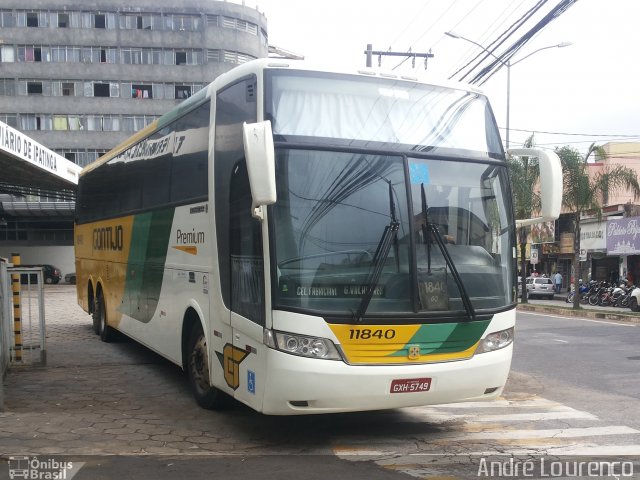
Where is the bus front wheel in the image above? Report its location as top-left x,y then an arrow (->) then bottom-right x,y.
187,323 -> 226,410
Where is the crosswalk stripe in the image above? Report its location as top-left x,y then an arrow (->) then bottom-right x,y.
416,398 -> 559,409
333,395 -> 640,480
435,425 -> 639,441
398,409 -> 597,423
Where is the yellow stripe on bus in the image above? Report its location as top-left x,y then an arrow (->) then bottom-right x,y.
75,215 -> 135,328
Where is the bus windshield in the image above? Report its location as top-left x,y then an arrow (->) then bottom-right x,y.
272,150 -> 515,317
268,71 -> 513,318
267,71 -> 503,157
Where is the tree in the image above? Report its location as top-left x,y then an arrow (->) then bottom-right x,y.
507,134 -> 540,303
557,143 -> 640,309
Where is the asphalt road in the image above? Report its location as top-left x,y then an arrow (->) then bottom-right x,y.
513,309 -> 640,430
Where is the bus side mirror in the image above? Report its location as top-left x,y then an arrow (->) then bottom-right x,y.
243,120 -> 276,219
509,148 -> 563,227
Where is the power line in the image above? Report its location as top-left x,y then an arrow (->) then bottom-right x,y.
405,0 -> 461,52
503,127 -> 640,138
451,0 -> 549,81
386,0 -> 436,50
445,0 -> 531,79
473,0 -> 578,86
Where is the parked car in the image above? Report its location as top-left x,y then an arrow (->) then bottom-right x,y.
65,272 -> 77,285
526,276 -> 555,300
19,264 -> 62,284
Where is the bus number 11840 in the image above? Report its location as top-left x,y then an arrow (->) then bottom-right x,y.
349,328 -> 396,340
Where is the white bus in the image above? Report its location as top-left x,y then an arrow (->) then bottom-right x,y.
75,58 -> 561,415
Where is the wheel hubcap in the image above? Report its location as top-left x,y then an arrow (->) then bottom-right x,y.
190,335 -> 210,394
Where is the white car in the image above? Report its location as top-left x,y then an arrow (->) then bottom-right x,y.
526,277 -> 555,300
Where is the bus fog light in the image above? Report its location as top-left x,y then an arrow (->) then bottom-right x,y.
270,331 -> 342,360
476,327 -> 514,354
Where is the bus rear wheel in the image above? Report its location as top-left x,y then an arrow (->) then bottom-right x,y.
187,324 -> 226,410
94,291 -> 116,342
92,295 -> 100,335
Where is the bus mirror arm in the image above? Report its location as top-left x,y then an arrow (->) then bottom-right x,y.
508,148 -> 563,227
243,120 -> 277,220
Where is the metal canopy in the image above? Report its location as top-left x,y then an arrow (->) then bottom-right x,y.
0,120 -> 81,201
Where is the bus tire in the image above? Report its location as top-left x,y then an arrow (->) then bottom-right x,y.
187,323 -> 226,410
95,291 -> 116,343
92,296 -> 100,335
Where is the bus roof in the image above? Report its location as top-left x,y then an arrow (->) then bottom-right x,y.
80,58 -> 485,177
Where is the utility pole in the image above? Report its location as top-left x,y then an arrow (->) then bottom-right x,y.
364,44 -> 434,69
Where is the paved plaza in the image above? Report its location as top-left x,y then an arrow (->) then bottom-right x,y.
0,285 -> 298,457
1,285 -> 637,458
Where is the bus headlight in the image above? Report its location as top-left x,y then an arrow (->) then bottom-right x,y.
475,327 -> 514,354
264,330 -> 342,360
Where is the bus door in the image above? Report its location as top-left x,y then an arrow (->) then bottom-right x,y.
228,162 -> 267,410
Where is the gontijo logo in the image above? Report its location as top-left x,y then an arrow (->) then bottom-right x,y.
93,225 -> 124,251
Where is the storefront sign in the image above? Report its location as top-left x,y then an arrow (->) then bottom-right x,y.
560,233 -> 574,254
580,221 -> 606,252
607,216 -> 640,255
531,221 -> 555,243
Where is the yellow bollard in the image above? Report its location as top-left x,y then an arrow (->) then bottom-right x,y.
11,253 -> 21,362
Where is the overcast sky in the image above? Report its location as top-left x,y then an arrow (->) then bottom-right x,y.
241,0 -> 640,155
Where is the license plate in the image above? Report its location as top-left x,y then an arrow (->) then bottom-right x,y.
390,377 -> 432,394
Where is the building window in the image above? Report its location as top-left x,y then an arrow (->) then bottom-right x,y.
132,84 -> 152,99
166,14 -> 200,31
58,13 -> 69,27
175,51 -> 187,65
1,46 -> 15,63
175,86 -> 191,99
27,81 -> 43,95
94,14 -> 106,28
0,114 -> 18,128
18,47 -> 44,62
122,48 -> 143,65
0,11 -> 16,28
62,82 -> 75,96
26,12 -> 38,27
93,83 -> 110,97
0,79 -> 15,96
21,114 -> 51,131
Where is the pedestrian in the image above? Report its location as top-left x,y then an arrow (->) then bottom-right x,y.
553,271 -> 562,294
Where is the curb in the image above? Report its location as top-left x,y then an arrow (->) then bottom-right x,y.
517,302 -> 640,324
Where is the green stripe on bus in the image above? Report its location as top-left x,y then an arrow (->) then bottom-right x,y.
388,320 -> 490,356
120,208 -> 175,323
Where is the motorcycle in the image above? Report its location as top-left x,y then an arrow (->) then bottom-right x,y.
565,280 -> 589,303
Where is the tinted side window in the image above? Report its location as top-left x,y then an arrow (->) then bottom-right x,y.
214,76 -> 257,307
171,102 -> 209,203
77,101 -> 210,224
230,162 -> 264,325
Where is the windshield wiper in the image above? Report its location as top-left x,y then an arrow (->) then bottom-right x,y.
421,183 -> 476,321
353,180 -> 399,323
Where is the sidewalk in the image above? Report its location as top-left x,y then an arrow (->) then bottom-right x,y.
518,294 -> 640,323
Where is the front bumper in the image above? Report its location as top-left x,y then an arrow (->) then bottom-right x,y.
260,344 -> 512,415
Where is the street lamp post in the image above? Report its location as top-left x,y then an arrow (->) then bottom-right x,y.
444,31 -> 571,148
